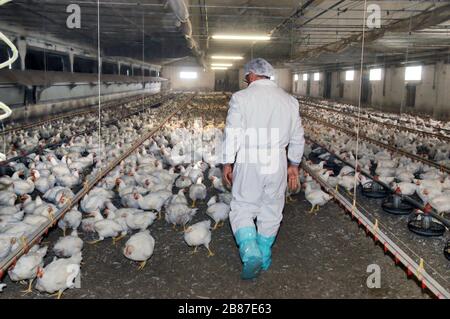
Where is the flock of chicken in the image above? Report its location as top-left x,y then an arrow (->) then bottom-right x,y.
299,97 -> 450,136
0,94 -> 235,298
2,91 -> 448,298
302,104 -> 450,170
302,103 -> 450,217
0,94 -> 163,162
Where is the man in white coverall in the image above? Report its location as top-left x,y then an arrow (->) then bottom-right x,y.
221,58 -> 305,280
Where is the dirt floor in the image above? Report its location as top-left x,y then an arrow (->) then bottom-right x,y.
0,96 -> 441,299
0,192 -> 432,299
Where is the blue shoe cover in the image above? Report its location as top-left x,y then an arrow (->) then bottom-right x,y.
257,234 -> 276,271
235,227 -> 262,280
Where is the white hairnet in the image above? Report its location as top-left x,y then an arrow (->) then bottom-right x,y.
243,58 -> 274,78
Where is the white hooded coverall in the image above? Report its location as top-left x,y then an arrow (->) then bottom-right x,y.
222,79 -> 305,238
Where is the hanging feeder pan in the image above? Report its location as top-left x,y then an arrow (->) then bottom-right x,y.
382,195 -> 415,215
407,213 -> 446,237
0,165 -> 14,177
324,159 -> 341,176
361,181 -> 390,199
445,241 -> 450,261
308,152 -> 321,161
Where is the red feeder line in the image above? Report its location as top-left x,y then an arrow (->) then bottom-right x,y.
421,280 -> 427,290
407,266 -> 413,277
10,258 -> 17,270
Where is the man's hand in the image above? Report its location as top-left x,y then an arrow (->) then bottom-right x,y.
223,164 -> 233,187
287,164 -> 300,191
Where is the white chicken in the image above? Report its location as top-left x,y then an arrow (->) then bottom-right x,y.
165,203 -> 197,230
8,245 -> 48,294
125,211 -> 157,231
32,169 -> 56,194
88,210 -> 125,244
123,230 -> 155,270
0,237 -> 13,259
80,191 -> 110,213
57,207 -> 82,235
337,174 -> 360,193
304,183 -> 333,213
184,220 -> 214,257
23,195 -> 42,215
135,192 -> 169,214
187,163 -> 203,183
35,252 -> 82,299
175,175 -> 192,189
429,194 -> 450,215
168,189 -> 188,206
391,182 -> 417,196
210,176 -> 227,193
417,187 -> 442,204
189,177 -> 207,207
53,230 -> 83,258
12,177 -> 35,195
0,191 -> 17,206
206,196 -> 230,230
414,179 -> 444,193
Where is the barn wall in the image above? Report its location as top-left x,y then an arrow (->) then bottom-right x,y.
161,66 -> 215,91
238,68 -> 293,93
273,68 -> 293,92
0,79 -> 162,123
293,62 -> 450,120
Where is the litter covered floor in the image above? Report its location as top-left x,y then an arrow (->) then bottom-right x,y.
1,192 -> 429,299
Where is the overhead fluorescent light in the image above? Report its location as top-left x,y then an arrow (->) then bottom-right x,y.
294,74 -> 299,81
211,67 -> 228,70
314,73 -> 320,81
303,74 -> 308,81
211,55 -> 244,60
211,63 -> 233,67
212,34 -> 271,41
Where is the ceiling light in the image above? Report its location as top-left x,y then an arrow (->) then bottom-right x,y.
212,34 -> 271,41
211,63 -> 233,67
211,55 -> 244,60
211,67 -> 228,70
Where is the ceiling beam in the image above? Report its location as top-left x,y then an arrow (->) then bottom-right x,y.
290,3 -> 450,62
